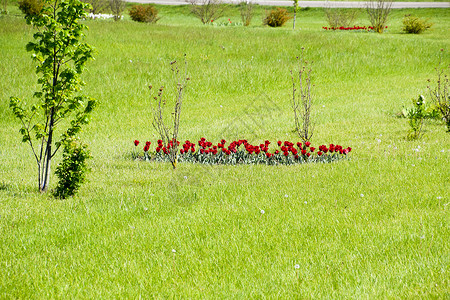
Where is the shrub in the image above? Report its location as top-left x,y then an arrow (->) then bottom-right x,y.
82,0 -> 107,14
53,139 -> 92,199
263,7 -> 291,27
188,0 -> 227,25
366,0 -> 392,33
129,5 -> 160,23
18,0 -> 43,17
324,7 -> 360,28
109,0 -> 125,21
239,1 -> 254,26
402,14 -> 432,34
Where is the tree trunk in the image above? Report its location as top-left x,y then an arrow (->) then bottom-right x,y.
293,12 -> 296,29
40,109 -> 54,192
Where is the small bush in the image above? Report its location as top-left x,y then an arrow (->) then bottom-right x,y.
53,139 -> 91,199
129,4 -> 160,23
263,7 -> 291,27
324,8 -> 360,28
402,15 -> 432,34
18,0 -> 43,17
109,0 -> 125,21
188,0 -> 226,25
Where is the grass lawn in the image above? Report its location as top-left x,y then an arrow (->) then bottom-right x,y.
0,4 -> 449,298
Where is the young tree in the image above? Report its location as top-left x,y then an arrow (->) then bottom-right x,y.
151,58 -> 189,170
291,50 -> 314,142
292,0 -> 298,29
9,0 -> 96,193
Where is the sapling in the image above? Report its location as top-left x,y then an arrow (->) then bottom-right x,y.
291,49 -> 314,143
9,0 -> 96,193
428,50 -> 450,132
292,0 -> 298,29
150,58 -> 189,169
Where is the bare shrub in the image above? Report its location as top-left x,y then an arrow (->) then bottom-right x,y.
366,0 -> 392,33
83,0 -> 107,14
188,0 -> 227,24
109,0 -> 125,21
239,1 -> 254,26
324,3 -> 360,28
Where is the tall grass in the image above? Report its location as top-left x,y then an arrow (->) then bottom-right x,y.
0,6 -> 449,298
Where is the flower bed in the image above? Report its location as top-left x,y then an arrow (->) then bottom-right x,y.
322,25 -> 388,31
133,138 -> 352,165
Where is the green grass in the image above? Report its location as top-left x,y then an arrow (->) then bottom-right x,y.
1,6 -> 449,298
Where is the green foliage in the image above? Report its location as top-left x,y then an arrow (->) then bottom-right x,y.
129,4 -> 160,23
402,14 -> 432,34
53,138 -> 91,199
9,0 -> 96,192
406,95 -> 426,140
18,0 -> 43,17
263,7 -> 292,27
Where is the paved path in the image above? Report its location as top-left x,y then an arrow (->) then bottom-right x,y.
124,0 -> 450,8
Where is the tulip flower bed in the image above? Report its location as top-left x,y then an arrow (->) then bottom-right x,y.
322,26 -> 388,31
133,138 -> 352,165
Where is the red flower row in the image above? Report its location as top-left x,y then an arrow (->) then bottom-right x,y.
322,25 -> 388,31
134,138 -> 352,158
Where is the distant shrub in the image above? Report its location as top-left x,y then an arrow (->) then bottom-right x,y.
263,7 -> 291,27
82,0 -> 107,14
109,0 -> 125,21
324,7 -> 360,28
239,1 -> 254,26
402,15 -> 432,34
18,0 -> 43,17
188,0 -> 226,25
129,5 -> 160,23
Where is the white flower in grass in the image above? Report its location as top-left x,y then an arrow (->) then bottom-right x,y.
144,207 -> 148,211
260,210 -> 265,214
360,194 -> 364,197
172,249 -> 176,253
304,201 -> 307,204
294,264 -> 300,269
184,176 -> 188,180
437,196 -> 442,200
285,194 -> 289,198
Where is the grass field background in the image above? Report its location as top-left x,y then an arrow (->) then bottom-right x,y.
0,4 -> 449,298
